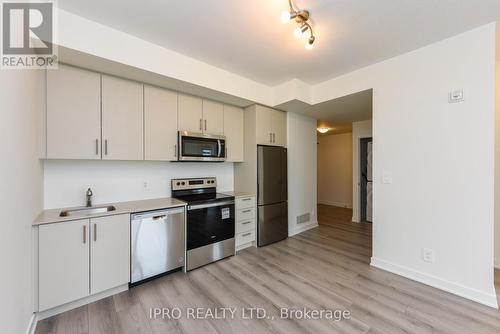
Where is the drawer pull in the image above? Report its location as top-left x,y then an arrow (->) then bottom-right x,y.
242,232 -> 252,237
242,221 -> 252,225
242,209 -> 252,213
242,198 -> 252,201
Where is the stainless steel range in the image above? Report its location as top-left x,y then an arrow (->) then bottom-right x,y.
171,177 -> 235,271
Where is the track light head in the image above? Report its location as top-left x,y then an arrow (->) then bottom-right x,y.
293,23 -> 309,38
281,10 -> 297,23
305,35 -> 315,50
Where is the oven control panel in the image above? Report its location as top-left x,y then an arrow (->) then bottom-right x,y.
171,177 -> 217,191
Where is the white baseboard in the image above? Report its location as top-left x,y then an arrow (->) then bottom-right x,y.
318,200 -> 352,209
371,257 -> 498,308
26,313 -> 37,334
36,284 -> 128,320
289,221 -> 318,236
495,258 -> 500,269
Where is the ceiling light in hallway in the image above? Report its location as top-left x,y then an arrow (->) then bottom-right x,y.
317,127 -> 330,134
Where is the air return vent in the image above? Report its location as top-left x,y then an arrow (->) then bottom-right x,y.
296,213 -> 310,224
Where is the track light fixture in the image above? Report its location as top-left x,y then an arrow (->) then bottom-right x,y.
281,0 -> 316,50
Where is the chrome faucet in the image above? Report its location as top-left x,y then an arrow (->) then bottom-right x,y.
86,188 -> 93,207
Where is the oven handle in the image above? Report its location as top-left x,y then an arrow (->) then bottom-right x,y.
188,201 -> 235,211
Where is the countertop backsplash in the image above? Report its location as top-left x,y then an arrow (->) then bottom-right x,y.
43,159 -> 234,209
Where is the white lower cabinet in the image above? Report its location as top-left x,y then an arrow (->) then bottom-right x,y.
38,214 -> 130,311
235,195 -> 256,251
90,215 -> 130,295
39,219 -> 90,311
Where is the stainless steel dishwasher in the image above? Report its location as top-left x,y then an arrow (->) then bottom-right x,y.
131,207 -> 185,284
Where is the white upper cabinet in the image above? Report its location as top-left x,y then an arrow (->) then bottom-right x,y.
144,85 -> 178,161
272,108 -> 287,146
45,65 -> 248,161
90,215 -> 130,295
256,105 -> 273,145
178,94 -> 203,133
255,105 -> 286,147
101,75 -> 144,160
223,105 -> 244,162
38,219 -> 90,311
202,100 -> 224,135
46,65 -> 101,159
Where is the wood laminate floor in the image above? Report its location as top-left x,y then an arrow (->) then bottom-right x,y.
36,204 -> 500,334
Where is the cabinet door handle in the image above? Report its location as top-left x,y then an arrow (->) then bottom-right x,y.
199,119 -> 203,131
93,223 -> 97,242
95,139 -> 99,155
242,232 -> 252,237
204,119 -> 207,131
242,209 -> 252,213
174,144 -> 177,158
104,140 -> 108,155
242,198 -> 252,201
242,221 -> 252,225
269,133 -> 272,143
83,225 -> 87,244
272,133 -> 276,143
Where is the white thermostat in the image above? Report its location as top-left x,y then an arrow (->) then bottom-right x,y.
449,90 -> 464,103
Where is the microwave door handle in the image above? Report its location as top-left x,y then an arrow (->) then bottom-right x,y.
218,140 -> 222,158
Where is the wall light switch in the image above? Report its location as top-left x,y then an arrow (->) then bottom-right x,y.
382,172 -> 392,184
448,90 -> 464,103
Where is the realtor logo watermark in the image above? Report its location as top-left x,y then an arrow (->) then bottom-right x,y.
1,1 -> 57,69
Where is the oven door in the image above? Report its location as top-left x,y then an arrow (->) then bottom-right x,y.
186,201 -> 235,250
178,132 -> 226,162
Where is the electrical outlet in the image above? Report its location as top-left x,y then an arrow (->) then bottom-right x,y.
422,248 -> 435,263
382,172 -> 393,184
143,181 -> 149,190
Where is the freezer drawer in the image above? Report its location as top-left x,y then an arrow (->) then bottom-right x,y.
257,202 -> 288,247
131,207 -> 185,284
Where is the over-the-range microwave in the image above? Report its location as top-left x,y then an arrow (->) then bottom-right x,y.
177,131 -> 226,162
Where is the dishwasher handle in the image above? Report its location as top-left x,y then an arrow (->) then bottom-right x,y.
131,207 -> 185,221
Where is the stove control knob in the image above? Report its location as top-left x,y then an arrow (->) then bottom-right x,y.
176,182 -> 180,186
181,182 -> 185,185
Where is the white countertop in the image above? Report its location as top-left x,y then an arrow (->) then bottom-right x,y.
33,197 -> 186,226
222,191 -> 256,198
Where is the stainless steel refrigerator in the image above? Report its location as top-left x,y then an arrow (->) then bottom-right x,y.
257,145 -> 288,247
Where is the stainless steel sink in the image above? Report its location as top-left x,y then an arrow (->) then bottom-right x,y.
59,205 -> 117,217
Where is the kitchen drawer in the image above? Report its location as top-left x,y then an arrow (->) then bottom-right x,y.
236,219 -> 255,234
237,207 -> 255,222
236,230 -> 255,246
235,196 -> 255,210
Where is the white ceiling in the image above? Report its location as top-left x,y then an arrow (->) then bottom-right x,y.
58,0 -> 500,86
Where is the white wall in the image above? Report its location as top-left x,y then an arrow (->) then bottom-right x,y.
495,60 -> 500,268
352,120 -> 373,222
44,161 -> 234,209
315,23 -> 498,307
287,112 -> 318,236
0,71 -> 44,333
317,133 -> 353,208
